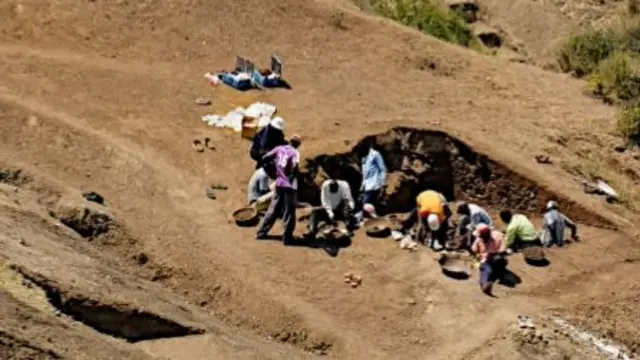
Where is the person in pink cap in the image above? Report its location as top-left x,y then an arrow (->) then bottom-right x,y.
471,224 -> 507,295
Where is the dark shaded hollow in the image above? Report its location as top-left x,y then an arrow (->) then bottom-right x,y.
478,32 -> 503,48
59,208 -> 112,239
17,270 -> 204,343
298,127 -> 615,229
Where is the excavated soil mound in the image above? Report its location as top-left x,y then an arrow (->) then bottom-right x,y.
299,127 -> 613,228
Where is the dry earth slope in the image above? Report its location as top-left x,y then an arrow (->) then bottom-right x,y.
1,0 -> 640,359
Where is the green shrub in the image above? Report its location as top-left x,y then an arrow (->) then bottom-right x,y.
617,105 -> 640,144
588,51 -> 640,102
557,28 -> 622,77
371,0 -> 475,47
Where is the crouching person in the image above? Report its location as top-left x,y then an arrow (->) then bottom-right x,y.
500,209 -> 541,253
455,201 -> 493,249
542,201 -> 578,247
399,190 -> 452,250
247,167 -> 271,205
308,179 -> 357,238
471,224 -> 507,295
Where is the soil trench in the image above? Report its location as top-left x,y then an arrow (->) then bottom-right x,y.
299,127 -> 613,228
15,268 -> 204,343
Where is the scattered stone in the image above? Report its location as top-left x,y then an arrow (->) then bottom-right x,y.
517,315 -> 535,329
344,273 -> 362,288
204,137 -> 216,150
615,145 -> 627,153
82,191 -> 105,206
406,298 -> 417,305
194,98 -> 211,106
210,184 -> 228,190
193,139 -> 204,153
535,154 -> 552,164
205,188 -> 216,200
133,252 -> 149,265
56,203 -> 114,239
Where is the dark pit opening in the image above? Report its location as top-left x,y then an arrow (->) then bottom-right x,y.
15,267 -> 204,343
298,127 -> 614,229
478,32 -> 503,48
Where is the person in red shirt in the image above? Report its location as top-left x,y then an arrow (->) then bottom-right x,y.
471,224 -> 507,295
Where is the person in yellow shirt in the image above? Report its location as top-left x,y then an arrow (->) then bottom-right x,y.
399,190 -> 452,250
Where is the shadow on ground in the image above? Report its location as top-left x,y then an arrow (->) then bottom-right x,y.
257,235 -> 352,257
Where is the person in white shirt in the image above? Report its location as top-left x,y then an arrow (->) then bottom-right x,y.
308,179 -> 357,238
455,202 -> 493,248
247,167 -> 272,204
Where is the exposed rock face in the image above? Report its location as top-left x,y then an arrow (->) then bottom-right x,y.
299,127 -> 614,229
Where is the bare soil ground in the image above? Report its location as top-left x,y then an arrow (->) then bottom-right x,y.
1,0 -> 640,359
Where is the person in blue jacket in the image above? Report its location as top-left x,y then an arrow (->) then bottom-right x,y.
356,140 -> 387,221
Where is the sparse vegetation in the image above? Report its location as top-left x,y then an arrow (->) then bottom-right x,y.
587,51 -> 640,104
617,105 -> 640,145
370,0 -> 476,47
557,28 -> 621,77
559,23 -> 640,144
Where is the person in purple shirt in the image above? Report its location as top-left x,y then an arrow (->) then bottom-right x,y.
256,135 -> 302,244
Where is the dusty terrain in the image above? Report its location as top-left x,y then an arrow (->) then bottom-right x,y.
1,0 -> 640,359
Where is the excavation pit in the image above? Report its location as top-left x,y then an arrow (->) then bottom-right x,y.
298,127 -> 613,229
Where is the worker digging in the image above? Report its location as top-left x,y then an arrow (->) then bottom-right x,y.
239,133 -> 581,296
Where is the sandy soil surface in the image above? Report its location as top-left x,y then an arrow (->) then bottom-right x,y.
1,0 -> 640,359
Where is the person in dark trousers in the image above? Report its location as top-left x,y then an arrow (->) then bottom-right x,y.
542,201 -> 578,247
250,117 -> 287,169
355,140 -> 387,221
256,135 -> 302,245
471,224 -> 507,295
308,179 -> 357,238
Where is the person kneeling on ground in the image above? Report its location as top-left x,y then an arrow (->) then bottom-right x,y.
471,224 -> 507,295
307,179 -> 357,238
247,167 -> 272,205
399,190 -> 452,250
542,201 -> 578,247
256,135 -> 302,245
499,209 -> 541,253
455,201 -> 493,249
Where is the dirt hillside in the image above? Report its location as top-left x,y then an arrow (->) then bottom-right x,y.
1,0 -> 640,359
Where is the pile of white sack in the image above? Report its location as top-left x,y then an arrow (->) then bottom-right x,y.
201,102 -> 277,132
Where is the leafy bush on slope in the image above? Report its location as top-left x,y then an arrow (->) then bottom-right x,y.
559,22 -> 640,144
588,51 -> 640,103
371,0 -> 475,47
617,105 -> 640,145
